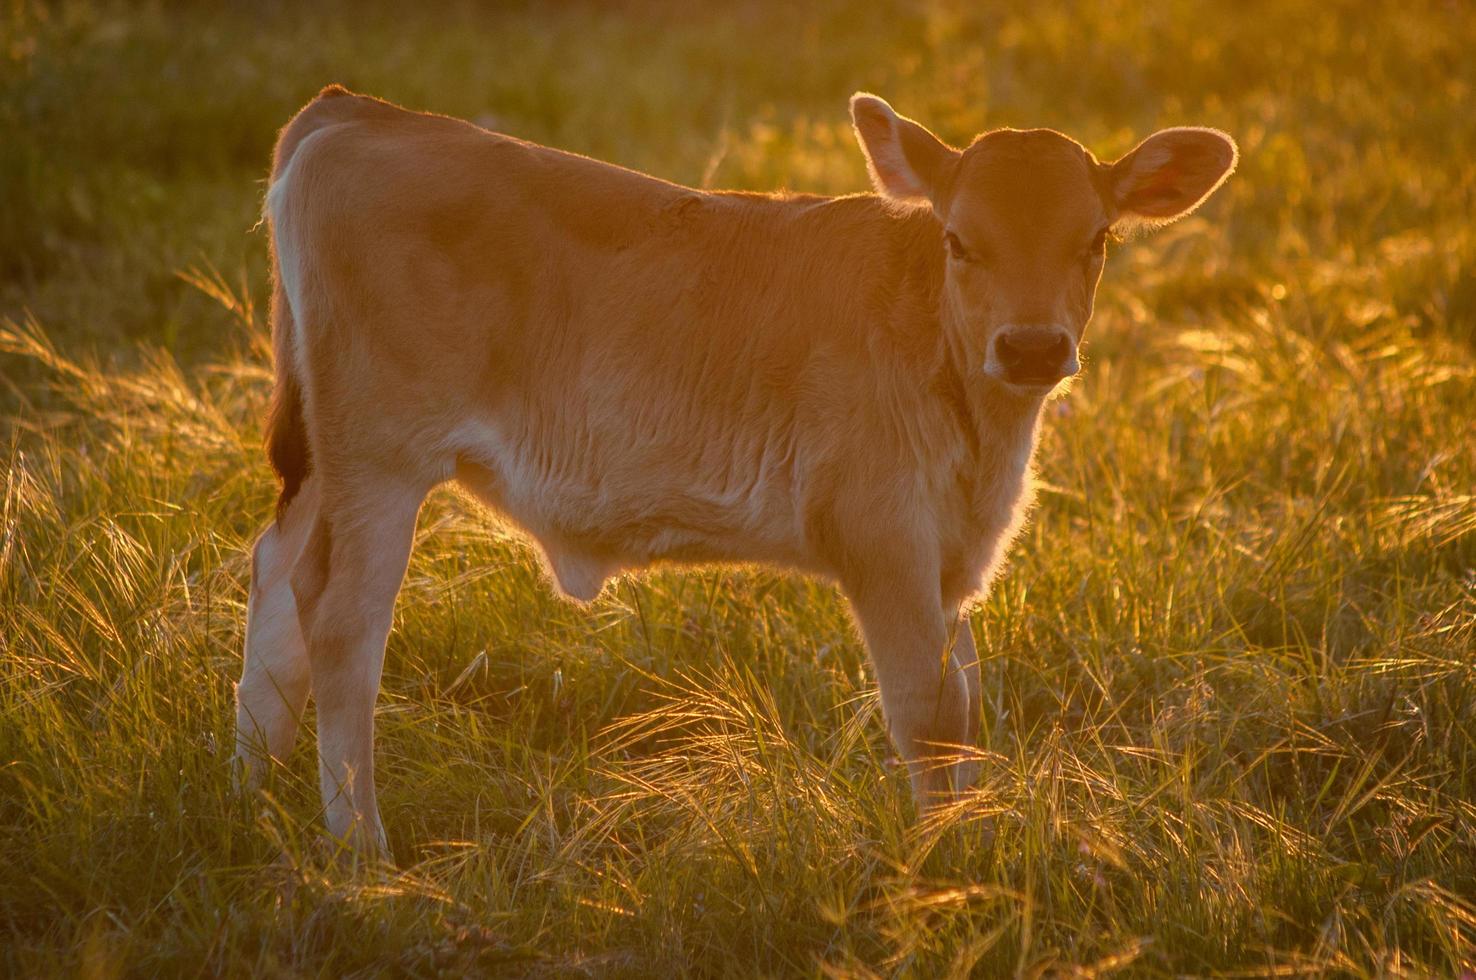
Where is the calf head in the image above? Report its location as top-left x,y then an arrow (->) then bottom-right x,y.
850,93 -> 1237,392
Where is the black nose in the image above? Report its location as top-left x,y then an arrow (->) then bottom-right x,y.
994,327 -> 1074,385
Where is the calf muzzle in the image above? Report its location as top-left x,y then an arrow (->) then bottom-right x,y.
993,325 -> 1078,387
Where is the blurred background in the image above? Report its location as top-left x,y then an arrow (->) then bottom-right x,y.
5,0 -> 1472,359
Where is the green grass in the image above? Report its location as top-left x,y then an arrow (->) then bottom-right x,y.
3,0 -> 1475,975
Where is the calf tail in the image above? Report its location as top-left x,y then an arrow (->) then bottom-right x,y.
262,85 -> 367,520
265,275 -> 309,520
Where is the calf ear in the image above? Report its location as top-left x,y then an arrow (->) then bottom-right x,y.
850,93 -> 959,207
1109,127 -> 1238,224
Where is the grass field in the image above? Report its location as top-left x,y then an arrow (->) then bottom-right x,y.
3,1 -> 1475,975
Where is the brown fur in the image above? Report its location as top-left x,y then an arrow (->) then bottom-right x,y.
236,86 -> 1236,854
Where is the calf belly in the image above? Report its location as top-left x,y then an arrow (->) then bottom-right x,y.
452,447 -> 816,603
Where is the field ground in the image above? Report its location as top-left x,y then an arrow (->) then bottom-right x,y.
3,1 -> 1475,975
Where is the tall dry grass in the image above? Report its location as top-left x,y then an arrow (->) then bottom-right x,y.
3,0 -> 1474,974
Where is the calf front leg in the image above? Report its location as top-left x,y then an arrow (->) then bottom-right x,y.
848,575 -> 973,812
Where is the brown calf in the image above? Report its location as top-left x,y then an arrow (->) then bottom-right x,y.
235,86 -> 1236,856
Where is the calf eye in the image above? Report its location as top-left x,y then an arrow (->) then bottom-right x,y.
944,231 -> 972,262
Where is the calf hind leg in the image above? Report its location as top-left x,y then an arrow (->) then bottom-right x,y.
291,480 -> 426,858
948,615 -> 984,790
234,477 -> 320,787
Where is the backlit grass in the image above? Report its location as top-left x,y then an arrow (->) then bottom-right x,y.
3,1 -> 1474,975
